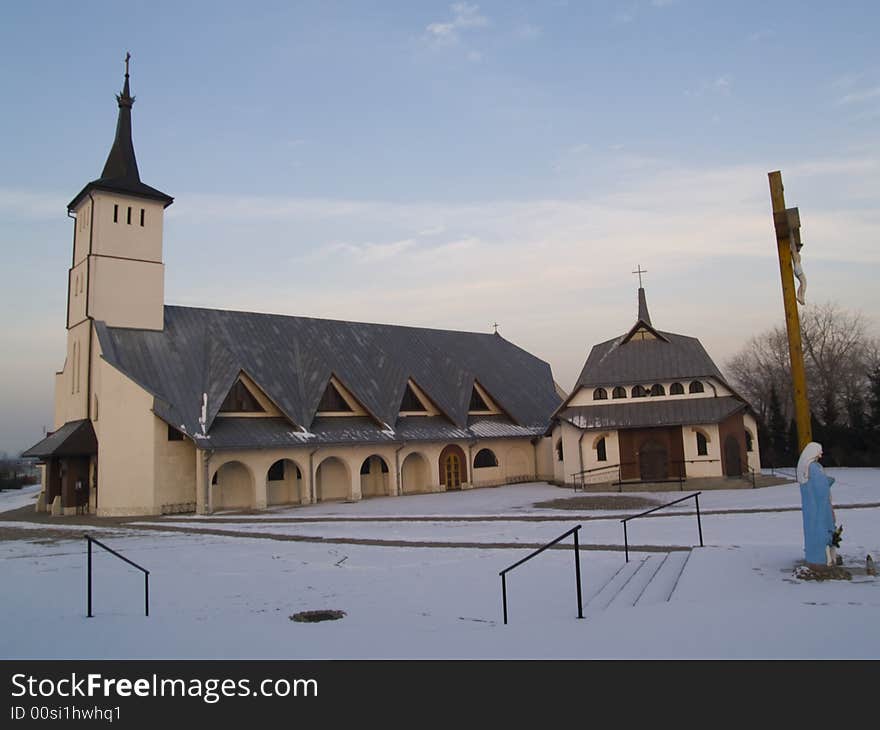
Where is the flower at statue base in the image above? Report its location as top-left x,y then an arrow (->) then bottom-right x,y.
830,525 -> 843,548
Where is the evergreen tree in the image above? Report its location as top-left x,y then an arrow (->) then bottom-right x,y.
766,386 -> 787,467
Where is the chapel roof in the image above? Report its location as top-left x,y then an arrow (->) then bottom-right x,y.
95,305 -> 562,446
573,287 -> 728,390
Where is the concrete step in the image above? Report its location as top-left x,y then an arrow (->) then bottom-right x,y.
584,557 -> 649,612
633,551 -> 691,606
605,554 -> 666,609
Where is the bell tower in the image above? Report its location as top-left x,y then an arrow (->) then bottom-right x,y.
66,53 -> 173,334
59,54 -> 173,424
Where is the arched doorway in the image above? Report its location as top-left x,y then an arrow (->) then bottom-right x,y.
211,461 -> 255,511
315,456 -> 350,502
266,459 -> 303,506
439,444 -> 467,490
401,452 -> 430,494
639,440 -> 668,481
724,435 -> 742,476
360,455 -> 390,498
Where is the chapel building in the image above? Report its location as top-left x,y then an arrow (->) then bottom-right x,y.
549,287 -> 761,487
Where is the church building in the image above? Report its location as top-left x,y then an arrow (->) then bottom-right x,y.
550,286 -> 761,487
23,61 -> 562,516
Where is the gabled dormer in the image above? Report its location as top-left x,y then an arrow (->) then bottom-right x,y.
316,375 -> 368,416
468,380 -> 503,415
398,378 -> 444,417
217,372 -> 283,417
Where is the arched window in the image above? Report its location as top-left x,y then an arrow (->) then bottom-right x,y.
689,381 -> 705,394
696,431 -> 708,456
596,437 -> 607,462
631,385 -> 648,398
650,384 -> 665,397
593,387 -> 608,401
612,386 -> 626,399
555,439 -> 564,462
473,448 -> 498,468
745,430 -> 753,452
670,382 -> 684,395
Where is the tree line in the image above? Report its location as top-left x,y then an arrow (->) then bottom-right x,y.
725,302 -> 880,467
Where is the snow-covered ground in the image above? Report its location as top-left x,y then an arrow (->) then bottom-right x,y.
1,470 -> 878,659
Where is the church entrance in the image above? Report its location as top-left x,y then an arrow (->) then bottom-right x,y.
724,435 -> 742,476
439,444 -> 467,490
638,440 -> 668,481
444,454 -> 462,489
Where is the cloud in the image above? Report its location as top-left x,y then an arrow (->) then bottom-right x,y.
425,3 -> 488,45
837,86 -> 880,105
515,23 -> 541,40
686,74 -> 732,97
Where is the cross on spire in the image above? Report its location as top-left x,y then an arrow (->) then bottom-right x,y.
124,51 -> 131,77
492,322 -> 500,335
632,265 -> 648,288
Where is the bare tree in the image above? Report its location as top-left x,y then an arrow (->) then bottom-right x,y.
725,301 -> 873,429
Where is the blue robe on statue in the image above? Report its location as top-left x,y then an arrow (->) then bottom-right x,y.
799,461 -> 835,565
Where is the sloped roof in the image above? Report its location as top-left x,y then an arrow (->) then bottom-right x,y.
95,305 -> 561,444
22,419 -> 97,459
558,397 -> 746,431
574,329 -> 727,390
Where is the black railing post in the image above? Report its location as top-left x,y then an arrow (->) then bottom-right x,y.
87,536 -> 93,618
623,521 -> 629,563
695,493 -> 704,547
145,572 -> 150,617
574,527 -> 583,619
501,573 -> 508,625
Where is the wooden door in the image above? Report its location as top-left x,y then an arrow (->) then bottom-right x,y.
444,454 -> 462,489
639,440 -> 668,481
724,435 -> 742,476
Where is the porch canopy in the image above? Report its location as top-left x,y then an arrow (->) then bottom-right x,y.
22,419 -> 97,460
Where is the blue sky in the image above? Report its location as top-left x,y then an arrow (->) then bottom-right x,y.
1,1 -> 879,454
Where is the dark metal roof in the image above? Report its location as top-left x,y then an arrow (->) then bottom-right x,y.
558,397 -> 746,431
68,64 -> 173,211
574,330 -> 727,390
203,416 -> 545,451
22,419 -> 98,459
95,305 -> 561,445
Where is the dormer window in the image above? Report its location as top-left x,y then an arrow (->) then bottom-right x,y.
318,381 -> 353,412
612,386 -> 626,399
469,386 -> 490,411
631,385 -> 648,398
400,383 -> 425,412
593,387 -> 608,401
689,381 -> 705,394
650,384 -> 665,397
219,379 -> 265,413
670,382 -> 684,395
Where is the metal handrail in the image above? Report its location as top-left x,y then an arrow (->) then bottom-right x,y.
498,526 -> 583,625
620,492 -> 703,562
84,534 -> 150,618
572,458 -> 720,491
571,463 -> 621,491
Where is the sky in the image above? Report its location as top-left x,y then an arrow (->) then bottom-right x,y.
1,1 -> 879,455
3,471 -> 880,659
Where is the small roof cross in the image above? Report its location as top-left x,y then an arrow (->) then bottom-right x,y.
124,51 -> 131,76
492,322 -> 500,335
632,265 -> 648,288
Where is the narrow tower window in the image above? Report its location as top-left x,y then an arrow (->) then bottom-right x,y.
596,437 -> 607,462
140,208 -> 145,227
127,206 -> 132,225
113,204 -> 119,223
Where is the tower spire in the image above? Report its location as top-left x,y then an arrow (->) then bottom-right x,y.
101,52 -> 139,183
632,265 -> 652,325
68,53 -> 173,211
